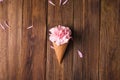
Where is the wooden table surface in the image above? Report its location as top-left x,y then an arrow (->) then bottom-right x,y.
0,0 -> 120,80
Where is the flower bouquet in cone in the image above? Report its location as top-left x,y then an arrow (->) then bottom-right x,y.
49,25 -> 72,63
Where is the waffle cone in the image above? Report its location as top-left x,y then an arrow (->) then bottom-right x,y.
53,43 -> 68,63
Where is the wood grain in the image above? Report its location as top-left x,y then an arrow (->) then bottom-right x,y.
0,0 -> 9,80
73,0 -> 84,80
21,0 -> 46,80
0,0 -> 120,80
7,0 -> 22,80
83,0 -> 100,80
21,0 -> 33,80
32,0 -> 46,80
100,0 -> 120,80
74,0 -> 100,80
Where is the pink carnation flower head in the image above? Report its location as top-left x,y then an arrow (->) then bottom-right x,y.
49,25 -> 72,46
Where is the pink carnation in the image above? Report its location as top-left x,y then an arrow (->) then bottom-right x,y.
49,25 -> 72,46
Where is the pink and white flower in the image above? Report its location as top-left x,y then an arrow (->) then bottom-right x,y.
49,25 -> 72,46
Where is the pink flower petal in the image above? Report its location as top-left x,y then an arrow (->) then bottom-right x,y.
0,0 -> 3,2
50,46 -> 54,49
48,0 -> 55,6
4,21 -> 10,28
77,50 -> 83,58
62,0 -> 68,5
0,23 -> 5,30
27,25 -> 33,29
59,0 -> 62,5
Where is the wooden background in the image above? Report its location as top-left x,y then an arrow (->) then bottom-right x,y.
0,0 -> 120,80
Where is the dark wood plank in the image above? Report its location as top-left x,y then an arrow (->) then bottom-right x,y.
32,0 -> 47,80
46,0 -> 73,80
73,0 -> 100,80
21,0 -> 47,80
0,0 -> 9,80
83,0 -> 100,79
73,0 -> 84,80
7,0 -> 22,80
100,0 -> 120,80
21,0 -> 33,80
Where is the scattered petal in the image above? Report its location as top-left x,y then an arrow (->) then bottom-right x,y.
27,25 -> 33,29
4,21 -> 10,28
0,0 -> 3,2
0,23 -> 5,30
49,0 -> 55,6
62,0 -> 68,5
50,46 -> 54,49
77,50 -> 83,58
59,0 -> 62,6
